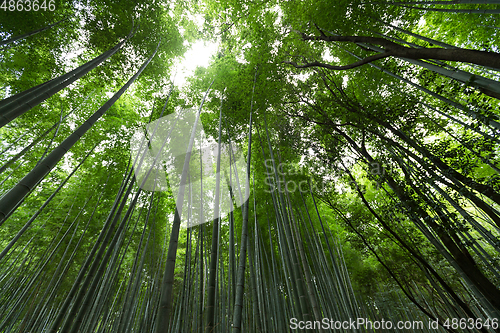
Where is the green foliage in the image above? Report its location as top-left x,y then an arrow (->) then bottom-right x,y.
2,0 -> 500,331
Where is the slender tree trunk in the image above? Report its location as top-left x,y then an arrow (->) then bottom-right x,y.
333,126 -> 500,313
205,99 -> 224,333
154,80 -> 214,333
0,16 -> 70,46
362,125 -> 500,230
352,41 -> 500,99
0,26 -> 135,127
0,145 -> 96,262
338,165 -> 491,331
232,69 -> 257,333
377,118 -> 500,206
0,41 -> 159,223
291,209 -> 324,332
337,44 -> 500,130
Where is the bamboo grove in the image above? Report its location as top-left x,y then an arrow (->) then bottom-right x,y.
1,0 -> 500,332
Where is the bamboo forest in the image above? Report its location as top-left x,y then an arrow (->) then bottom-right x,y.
1,0 -> 500,332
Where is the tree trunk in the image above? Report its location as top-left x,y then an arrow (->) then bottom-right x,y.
0,16 -> 70,46
334,126 -> 500,314
232,87 -> 255,333
205,100 -> 223,333
0,41 -> 159,223
0,26 -> 135,127
297,33 -> 500,69
154,80 -> 214,333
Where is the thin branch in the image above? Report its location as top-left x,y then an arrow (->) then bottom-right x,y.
399,5 -> 500,12
297,31 -> 401,49
283,52 -> 391,71
366,0 -> 500,4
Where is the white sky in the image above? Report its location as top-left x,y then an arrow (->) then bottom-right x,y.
172,39 -> 219,88
172,13 -> 219,88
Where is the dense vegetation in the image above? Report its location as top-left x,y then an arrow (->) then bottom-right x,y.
1,0 -> 500,332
